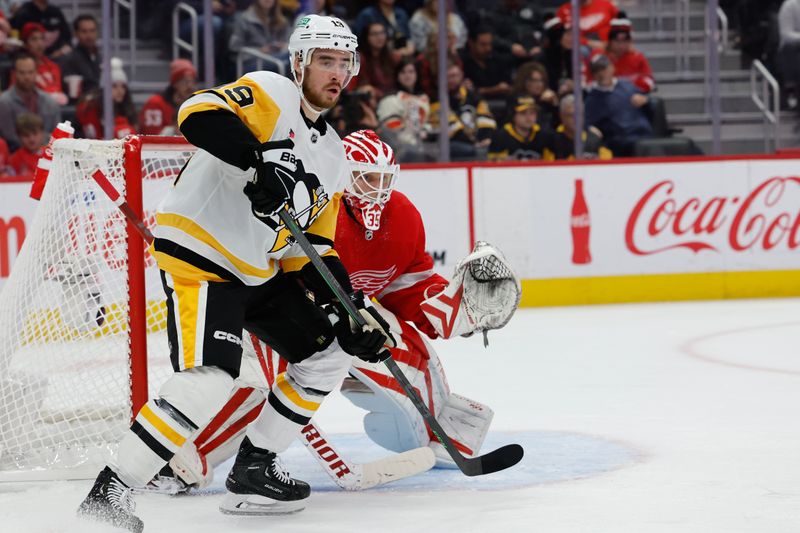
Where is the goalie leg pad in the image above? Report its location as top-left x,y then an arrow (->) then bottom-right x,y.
169,386 -> 266,489
429,393 -> 494,469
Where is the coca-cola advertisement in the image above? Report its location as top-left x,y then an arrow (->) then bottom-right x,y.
471,157 -> 800,280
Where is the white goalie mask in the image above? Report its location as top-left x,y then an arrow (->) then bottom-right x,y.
289,15 -> 360,94
342,129 -> 399,231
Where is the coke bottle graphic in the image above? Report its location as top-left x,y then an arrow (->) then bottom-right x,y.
571,178 -> 591,264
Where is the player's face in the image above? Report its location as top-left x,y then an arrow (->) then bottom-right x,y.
350,170 -> 395,204
302,49 -> 353,109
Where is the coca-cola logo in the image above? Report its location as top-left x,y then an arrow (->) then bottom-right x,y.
571,214 -> 590,227
626,177 -> 800,255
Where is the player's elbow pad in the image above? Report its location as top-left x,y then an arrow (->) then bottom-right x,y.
300,255 -> 354,305
179,110 -> 261,170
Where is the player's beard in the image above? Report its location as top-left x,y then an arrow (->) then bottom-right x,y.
303,76 -> 341,110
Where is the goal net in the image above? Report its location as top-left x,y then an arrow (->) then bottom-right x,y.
0,136 -> 194,481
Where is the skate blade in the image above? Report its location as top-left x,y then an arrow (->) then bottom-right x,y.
219,493 -> 306,516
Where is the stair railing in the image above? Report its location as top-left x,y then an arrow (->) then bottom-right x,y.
750,60 -> 781,153
172,2 -> 199,67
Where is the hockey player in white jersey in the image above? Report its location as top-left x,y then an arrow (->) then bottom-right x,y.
78,15 -> 396,531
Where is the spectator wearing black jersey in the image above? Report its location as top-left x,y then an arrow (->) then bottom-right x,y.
489,95 -> 555,161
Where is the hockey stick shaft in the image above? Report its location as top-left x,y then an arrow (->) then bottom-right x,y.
90,169 -> 434,488
277,209 -> 523,476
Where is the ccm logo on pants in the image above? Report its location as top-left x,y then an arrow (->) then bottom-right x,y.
213,330 -> 243,346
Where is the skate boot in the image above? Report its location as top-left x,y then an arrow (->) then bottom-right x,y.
220,437 -> 310,516
77,466 -> 144,533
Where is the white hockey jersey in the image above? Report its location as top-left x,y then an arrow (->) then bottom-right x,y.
151,71 -> 348,285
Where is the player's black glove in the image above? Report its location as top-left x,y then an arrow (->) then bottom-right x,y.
243,138 -> 297,223
329,291 -> 396,363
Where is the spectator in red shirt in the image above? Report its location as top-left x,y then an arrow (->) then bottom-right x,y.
603,13 -> 655,93
77,57 -> 137,139
9,113 -> 44,176
19,22 -> 68,105
139,59 -> 197,135
556,0 -> 619,48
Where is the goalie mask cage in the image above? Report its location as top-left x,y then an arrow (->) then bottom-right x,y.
0,136 -> 194,481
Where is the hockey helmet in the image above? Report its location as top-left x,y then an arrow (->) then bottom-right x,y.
342,129 -> 399,231
289,15 -> 360,88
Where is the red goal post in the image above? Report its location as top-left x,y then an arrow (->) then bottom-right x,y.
0,135 -> 194,481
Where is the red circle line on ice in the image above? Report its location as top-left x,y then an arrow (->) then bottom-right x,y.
680,320 -> 800,376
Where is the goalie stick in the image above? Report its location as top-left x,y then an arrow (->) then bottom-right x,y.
90,167 -> 436,489
276,208 -> 524,477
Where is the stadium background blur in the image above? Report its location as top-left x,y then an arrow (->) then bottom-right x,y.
0,0 -> 795,178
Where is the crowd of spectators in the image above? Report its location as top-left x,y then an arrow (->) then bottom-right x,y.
328,0 -> 660,162
0,0 -> 692,179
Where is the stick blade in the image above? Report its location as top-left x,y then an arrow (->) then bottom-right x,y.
358,446 -> 436,490
462,444 -> 524,477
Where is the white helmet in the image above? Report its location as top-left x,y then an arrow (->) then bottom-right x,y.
342,130 -> 399,232
289,15 -> 360,88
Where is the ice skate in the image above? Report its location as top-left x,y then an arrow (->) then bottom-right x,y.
77,466 -> 144,533
220,437 -> 310,516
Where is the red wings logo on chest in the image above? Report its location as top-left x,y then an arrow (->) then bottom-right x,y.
349,265 -> 398,297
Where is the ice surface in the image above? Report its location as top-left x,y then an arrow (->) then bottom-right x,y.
2,298 -> 799,532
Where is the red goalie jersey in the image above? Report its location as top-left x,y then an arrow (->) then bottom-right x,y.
336,191 -> 447,339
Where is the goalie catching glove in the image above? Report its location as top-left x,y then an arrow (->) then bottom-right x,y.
420,241 -> 521,340
243,138 -> 299,224
328,291 -> 396,363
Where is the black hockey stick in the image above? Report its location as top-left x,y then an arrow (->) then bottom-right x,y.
277,208 -> 523,476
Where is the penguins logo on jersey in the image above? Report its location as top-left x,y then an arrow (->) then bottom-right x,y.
268,159 -> 329,253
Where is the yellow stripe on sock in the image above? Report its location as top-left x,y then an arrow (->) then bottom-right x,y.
139,404 -> 187,447
275,373 -> 320,412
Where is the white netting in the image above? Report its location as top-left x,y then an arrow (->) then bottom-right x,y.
0,137 -> 194,480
